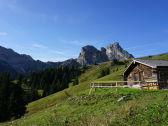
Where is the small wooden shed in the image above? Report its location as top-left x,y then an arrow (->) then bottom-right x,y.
123,59 -> 168,89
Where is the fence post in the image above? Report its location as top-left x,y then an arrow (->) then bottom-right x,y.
116,81 -> 118,91
93,82 -> 95,92
89,83 -> 93,95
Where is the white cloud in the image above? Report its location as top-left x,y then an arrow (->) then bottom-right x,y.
59,39 -> 94,46
51,50 -> 65,55
0,32 -> 8,36
31,43 -> 66,56
32,43 -> 47,49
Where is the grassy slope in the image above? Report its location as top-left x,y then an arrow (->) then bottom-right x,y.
2,53 -> 168,126
2,61 -> 125,126
139,52 -> 168,60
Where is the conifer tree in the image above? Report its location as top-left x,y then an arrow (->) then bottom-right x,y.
0,72 -> 27,122
73,77 -> 79,86
0,73 -> 10,121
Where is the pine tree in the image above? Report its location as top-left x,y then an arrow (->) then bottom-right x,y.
105,68 -> 110,75
8,80 -> 27,119
17,73 -> 24,85
0,73 -> 11,121
101,70 -> 106,77
112,59 -> 119,65
0,73 -> 27,122
73,77 -> 79,86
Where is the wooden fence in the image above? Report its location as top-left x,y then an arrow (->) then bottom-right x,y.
89,81 -> 159,94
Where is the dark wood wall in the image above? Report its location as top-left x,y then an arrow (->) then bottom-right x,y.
157,67 -> 168,89
125,63 -> 157,86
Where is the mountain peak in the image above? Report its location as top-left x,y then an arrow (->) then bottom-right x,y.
83,45 -> 95,48
105,42 -> 134,60
77,45 -> 108,65
77,42 -> 134,65
107,42 -> 120,47
82,45 -> 97,51
113,42 -> 120,45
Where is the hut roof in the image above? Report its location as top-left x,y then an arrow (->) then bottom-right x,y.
124,59 -> 168,75
134,59 -> 168,68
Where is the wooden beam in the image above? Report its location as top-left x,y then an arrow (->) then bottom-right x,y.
92,81 -> 141,84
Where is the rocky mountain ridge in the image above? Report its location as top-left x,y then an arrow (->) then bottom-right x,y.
0,46 -> 79,76
0,42 -> 133,75
77,42 -> 134,65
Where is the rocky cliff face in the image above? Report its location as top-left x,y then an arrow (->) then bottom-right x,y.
105,42 -> 134,60
77,45 -> 108,65
77,42 -> 134,65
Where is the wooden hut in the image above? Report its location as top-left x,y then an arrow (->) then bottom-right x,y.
123,59 -> 168,90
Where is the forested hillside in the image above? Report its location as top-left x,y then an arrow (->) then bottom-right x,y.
0,66 -> 83,122
26,66 -> 82,96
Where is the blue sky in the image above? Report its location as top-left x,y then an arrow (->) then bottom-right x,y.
0,0 -> 168,62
